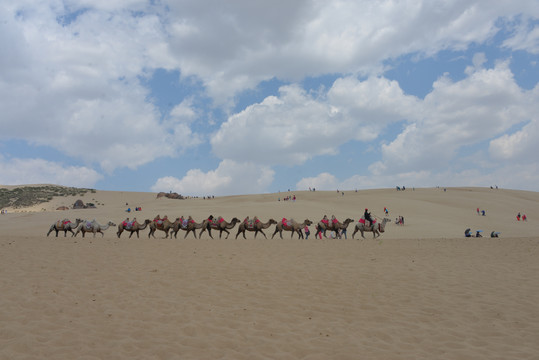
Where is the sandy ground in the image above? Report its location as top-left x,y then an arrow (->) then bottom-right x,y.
1,187 -> 538,359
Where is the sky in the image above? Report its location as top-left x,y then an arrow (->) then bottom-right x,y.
1,1 -> 539,196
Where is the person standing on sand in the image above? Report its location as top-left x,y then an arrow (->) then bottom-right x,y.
304,225 -> 310,239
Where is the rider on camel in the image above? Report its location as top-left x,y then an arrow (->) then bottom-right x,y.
321,215 -> 329,225
364,208 -> 373,227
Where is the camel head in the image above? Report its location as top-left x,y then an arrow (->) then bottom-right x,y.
304,219 -> 313,226
268,219 -> 277,225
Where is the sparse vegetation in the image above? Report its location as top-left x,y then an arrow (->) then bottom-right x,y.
0,185 -> 95,209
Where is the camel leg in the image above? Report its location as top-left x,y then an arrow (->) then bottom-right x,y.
235,229 -> 242,239
271,228 -> 279,239
259,230 -> 267,239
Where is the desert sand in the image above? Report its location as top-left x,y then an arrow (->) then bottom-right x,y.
1,186 -> 538,359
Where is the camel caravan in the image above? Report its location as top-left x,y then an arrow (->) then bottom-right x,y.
46,211 -> 390,239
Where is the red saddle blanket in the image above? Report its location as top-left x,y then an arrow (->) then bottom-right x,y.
358,218 -> 376,225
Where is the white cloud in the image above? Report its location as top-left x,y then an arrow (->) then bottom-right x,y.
502,16 -> 539,54
164,1 -> 539,102
489,119 -> 539,162
151,160 -> 275,196
373,60 -> 535,174
211,78 -> 417,166
0,3 -> 197,173
0,156 -> 103,188
296,173 -> 338,191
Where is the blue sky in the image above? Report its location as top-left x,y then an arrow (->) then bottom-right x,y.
1,1 -> 538,196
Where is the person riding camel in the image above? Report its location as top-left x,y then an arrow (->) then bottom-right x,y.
364,208 -> 373,228
321,215 -> 329,225
331,215 -> 339,224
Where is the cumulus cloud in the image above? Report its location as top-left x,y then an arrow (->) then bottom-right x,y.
0,156 -> 103,187
372,60 -> 535,174
489,119 -> 539,162
151,160 -> 274,196
296,173 -> 339,191
164,0 -> 539,101
0,2 -> 195,173
211,77 -> 417,167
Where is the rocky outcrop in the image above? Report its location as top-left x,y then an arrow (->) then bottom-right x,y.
73,200 -> 96,209
156,192 -> 184,200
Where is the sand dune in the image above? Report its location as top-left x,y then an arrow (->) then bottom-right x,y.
1,187 -> 538,359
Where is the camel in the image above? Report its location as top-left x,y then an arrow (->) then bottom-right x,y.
352,217 -> 391,239
272,219 -> 313,239
148,217 -> 176,238
117,219 -> 151,238
47,218 -> 82,237
74,220 -> 116,238
235,218 -> 277,239
315,217 -> 355,238
171,217 -> 205,239
199,216 -> 240,239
